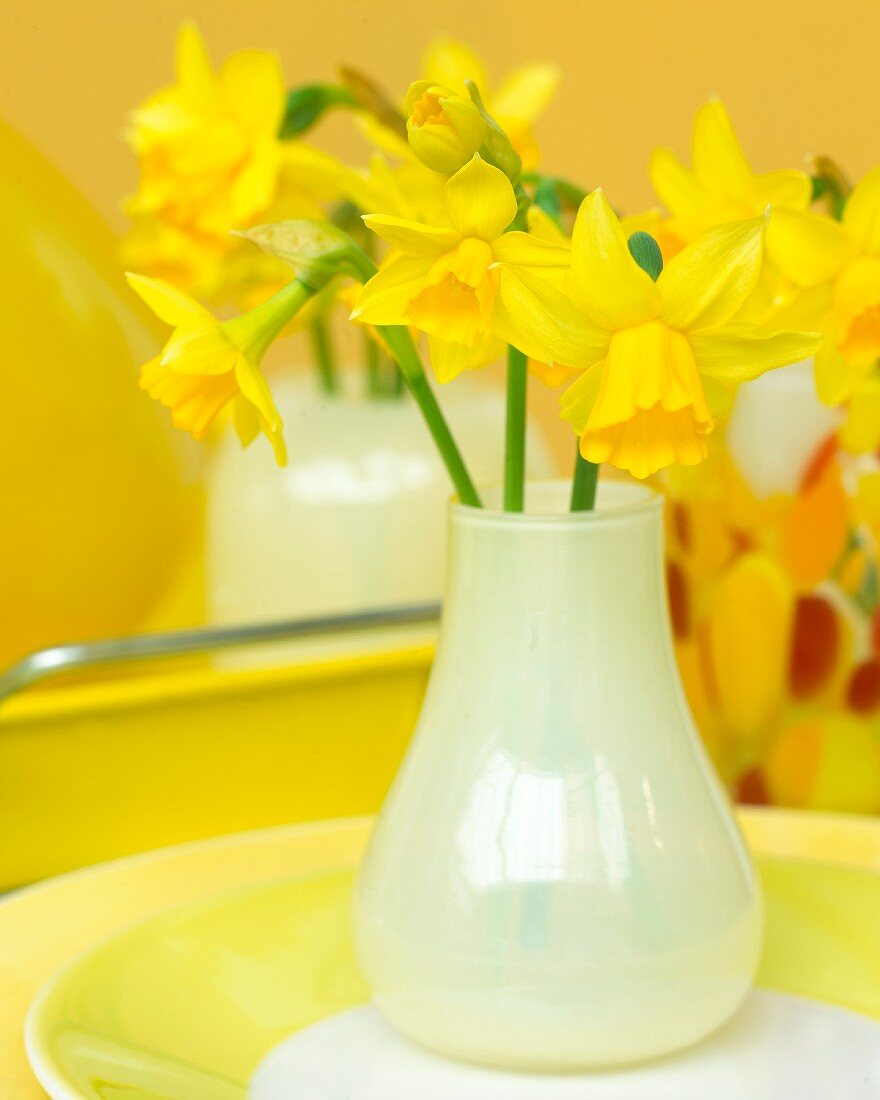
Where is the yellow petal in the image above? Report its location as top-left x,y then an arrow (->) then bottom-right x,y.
526,205 -> 569,243
700,375 -> 736,420
765,208 -> 854,288
362,214 -> 460,256
557,361 -> 605,433
658,217 -> 765,331
843,164 -> 880,254
422,38 -> 489,98
567,189 -> 661,329
491,230 -> 570,272
443,155 -> 517,241
428,331 -> 502,383
220,49 -> 286,133
814,332 -> 875,405
649,147 -> 711,216
234,392 -> 287,466
351,255 -> 433,327
753,170 -> 812,211
161,325 -> 237,375
281,143 -> 348,200
266,423 -> 287,466
689,322 -> 822,384
495,267 -> 608,369
833,254 -> 880,365
691,99 -> 753,201
126,273 -> 212,327
840,381 -> 880,452
232,395 -> 260,447
492,63 -> 560,123
234,354 -> 282,431
175,22 -> 215,101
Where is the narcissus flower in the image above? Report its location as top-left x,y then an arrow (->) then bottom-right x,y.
649,99 -> 813,256
495,190 -> 822,478
125,23 -> 341,300
352,154 -> 570,382
423,38 -> 559,171
127,273 -> 312,464
768,165 -> 880,410
405,81 -> 487,174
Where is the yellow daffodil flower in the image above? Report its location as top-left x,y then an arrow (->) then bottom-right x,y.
405,81 -> 487,174
423,38 -> 559,171
649,99 -> 813,256
126,273 -> 312,464
352,154 -> 570,382
125,24 -> 341,301
766,165 -> 880,412
494,190 -> 822,479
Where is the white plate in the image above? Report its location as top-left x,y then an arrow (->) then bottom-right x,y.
251,992 -> 880,1099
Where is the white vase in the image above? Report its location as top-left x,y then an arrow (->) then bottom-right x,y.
354,480 -> 762,1071
205,373 -> 557,624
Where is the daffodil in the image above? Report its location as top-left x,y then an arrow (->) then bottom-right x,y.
494,190 -> 822,479
422,38 -> 559,171
127,273 -> 313,464
125,23 -> 341,300
766,165 -> 880,413
352,154 -> 570,382
649,99 -> 813,255
405,81 -> 487,174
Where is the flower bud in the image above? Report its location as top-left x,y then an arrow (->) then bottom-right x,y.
235,220 -> 375,288
405,81 -> 487,175
465,81 -> 522,185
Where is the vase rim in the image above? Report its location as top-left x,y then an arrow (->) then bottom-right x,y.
451,479 -> 663,527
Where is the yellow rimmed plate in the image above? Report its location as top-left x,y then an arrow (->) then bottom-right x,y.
24,814 -> 880,1099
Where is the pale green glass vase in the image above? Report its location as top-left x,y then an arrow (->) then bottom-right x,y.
354,480 -> 762,1071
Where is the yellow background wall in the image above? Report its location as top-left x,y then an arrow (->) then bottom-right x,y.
3,0 -> 879,228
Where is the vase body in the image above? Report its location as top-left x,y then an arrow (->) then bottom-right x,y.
205,373 -> 557,624
663,361 -> 880,813
355,481 -> 762,1071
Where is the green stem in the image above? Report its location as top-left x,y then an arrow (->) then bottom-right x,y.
309,315 -> 337,395
380,326 -> 481,507
504,345 -> 528,512
364,331 -> 382,398
570,448 -> 599,511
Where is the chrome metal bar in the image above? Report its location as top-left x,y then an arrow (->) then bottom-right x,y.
0,603 -> 441,704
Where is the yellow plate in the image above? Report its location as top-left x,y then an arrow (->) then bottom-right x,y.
24,813 -> 880,1099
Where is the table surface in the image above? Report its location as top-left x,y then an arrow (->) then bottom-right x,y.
3,808 -> 880,1100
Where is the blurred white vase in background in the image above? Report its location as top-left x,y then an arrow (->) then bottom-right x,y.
205,372 -> 557,624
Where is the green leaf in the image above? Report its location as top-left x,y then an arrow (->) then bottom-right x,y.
627,231 -> 664,281
280,84 -> 357,139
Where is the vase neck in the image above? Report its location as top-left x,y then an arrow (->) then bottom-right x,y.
438,483 -> 670,684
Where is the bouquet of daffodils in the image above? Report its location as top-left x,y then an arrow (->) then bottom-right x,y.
121,25 -> 880,512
